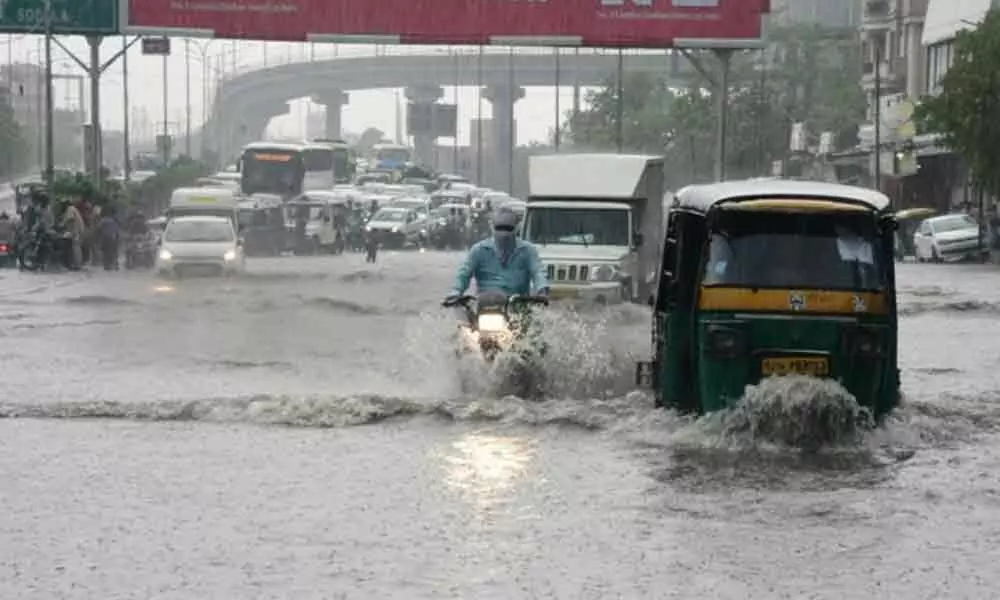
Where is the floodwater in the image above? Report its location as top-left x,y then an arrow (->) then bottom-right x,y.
2,253 -> 1000,599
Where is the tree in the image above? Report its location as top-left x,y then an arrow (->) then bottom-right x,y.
564,24 -> 865,184
915,9 -> 1000,197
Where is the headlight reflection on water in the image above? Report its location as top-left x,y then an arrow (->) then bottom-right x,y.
443,433 -> 535,509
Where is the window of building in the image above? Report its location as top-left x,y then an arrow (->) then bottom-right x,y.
926,40 -> 955,95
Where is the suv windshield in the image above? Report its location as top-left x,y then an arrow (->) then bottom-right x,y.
702,211 -> 884,291
525,207 -> 630,246
165,220 -> 234,243
373,210 -> 406,222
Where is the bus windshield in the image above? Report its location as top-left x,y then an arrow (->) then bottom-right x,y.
302,148 -> 333,171
241,149 -> 303,196
702,211 -> 885,291
376,147 -> 410,164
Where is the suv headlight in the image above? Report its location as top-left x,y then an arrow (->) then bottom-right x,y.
158,249 -> 172,261
590,264 -> 619,282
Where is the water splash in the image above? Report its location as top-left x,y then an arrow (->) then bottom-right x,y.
676,376 -> 874,452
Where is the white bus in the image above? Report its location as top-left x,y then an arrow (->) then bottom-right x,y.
238,141 -> 342,197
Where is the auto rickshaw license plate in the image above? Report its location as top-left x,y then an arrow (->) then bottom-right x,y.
761,357 -> 829,377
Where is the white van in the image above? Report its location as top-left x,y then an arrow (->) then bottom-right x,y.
524,154 -> 664,304
167,186 -> 239,223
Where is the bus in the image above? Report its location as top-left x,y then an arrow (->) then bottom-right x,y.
370,143 -> 412,170
238,141 -> 343,197
311,138 -> 357,184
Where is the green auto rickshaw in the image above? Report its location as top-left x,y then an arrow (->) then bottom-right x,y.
636,179 -> 900,421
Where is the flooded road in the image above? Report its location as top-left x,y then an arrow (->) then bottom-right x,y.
2,253 -> 1000,599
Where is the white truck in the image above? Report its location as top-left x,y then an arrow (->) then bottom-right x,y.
523,154 -> 664,304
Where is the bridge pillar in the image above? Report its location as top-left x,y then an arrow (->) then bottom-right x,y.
405,85 -> 444,167
314,91 -> 349,139
481,85 -> 525,192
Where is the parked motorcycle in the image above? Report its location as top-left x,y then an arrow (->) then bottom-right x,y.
18,227 -> 55,271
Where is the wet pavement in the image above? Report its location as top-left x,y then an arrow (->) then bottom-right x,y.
2,254 -> 1000,598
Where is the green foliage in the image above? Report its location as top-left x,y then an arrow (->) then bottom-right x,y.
564,25 -> 865,184
915,9 -> 1000,196
136,157 -> 212,213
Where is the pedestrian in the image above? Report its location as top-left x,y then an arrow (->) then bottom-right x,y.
365,230 -> 378,263
59,198 -> 85,270
97,207 -> 121,270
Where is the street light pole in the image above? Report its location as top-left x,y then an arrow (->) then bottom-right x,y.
162,53 -> 169,165
185,38 -> 191,157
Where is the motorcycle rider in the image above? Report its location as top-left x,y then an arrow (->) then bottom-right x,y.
445,206 -> 549,302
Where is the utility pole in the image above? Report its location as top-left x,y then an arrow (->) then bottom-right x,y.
714,49 -> 732,181
87,36 -> 101,186
122,36 -> 131,181
43,0 -> 53,186
553,48 -> 560,150
615,49 -> 623,152
873,37 -> 882,191
162,53 -> 169,165
185,38 -> 191,157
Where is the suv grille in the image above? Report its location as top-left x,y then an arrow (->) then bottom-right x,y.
546,264 -> 589,282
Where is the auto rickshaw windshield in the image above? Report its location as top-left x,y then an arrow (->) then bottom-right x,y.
702,210 -> 885,291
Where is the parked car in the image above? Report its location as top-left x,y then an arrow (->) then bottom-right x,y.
914,213 -> 989,262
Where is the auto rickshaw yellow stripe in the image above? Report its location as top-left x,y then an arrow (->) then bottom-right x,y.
698,287 -> 889,314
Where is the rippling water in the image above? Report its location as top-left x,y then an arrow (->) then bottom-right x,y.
2,256 -> 1000,598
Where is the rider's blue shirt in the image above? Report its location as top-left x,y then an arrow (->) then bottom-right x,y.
450,237 -> 548,297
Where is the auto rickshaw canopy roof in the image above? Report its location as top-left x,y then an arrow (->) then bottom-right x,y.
674,179 -> 891,214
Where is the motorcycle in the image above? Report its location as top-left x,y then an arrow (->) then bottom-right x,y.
18,227 -> 54,271
125,231 -> 158,269
443,292 -> 549,397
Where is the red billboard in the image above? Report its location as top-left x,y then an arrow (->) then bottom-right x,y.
123,0 -> 768,48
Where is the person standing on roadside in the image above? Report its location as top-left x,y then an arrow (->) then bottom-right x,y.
97,206 -> 121,270
59,198 -> 85,270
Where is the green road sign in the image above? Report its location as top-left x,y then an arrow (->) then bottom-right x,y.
0,0 -> 117,35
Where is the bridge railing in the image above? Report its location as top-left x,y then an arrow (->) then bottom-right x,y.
218,43 -> 674,80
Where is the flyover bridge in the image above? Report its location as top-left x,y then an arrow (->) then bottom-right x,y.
201,48 -> 701,171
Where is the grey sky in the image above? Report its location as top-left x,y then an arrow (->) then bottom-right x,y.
5,36 -> 585,145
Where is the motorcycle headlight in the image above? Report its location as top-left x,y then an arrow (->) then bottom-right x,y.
158,249 -> 172,261
477,313 -> 508,333
391,227 -> 399,233
590,264 -> 618,282
365,226 -> 372,231
223,250 -> 236,261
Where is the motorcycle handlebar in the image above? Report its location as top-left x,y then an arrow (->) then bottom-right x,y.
441,294 -> 549,308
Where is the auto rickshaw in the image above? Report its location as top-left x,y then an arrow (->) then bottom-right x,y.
635,179 -> 899,421
893,207 -> 935,261
237,194 -> 286,256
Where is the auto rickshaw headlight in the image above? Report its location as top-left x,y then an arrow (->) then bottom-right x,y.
706,326 -> 745,359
